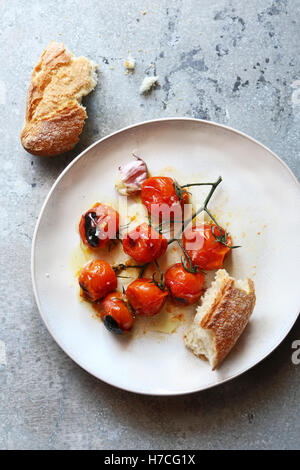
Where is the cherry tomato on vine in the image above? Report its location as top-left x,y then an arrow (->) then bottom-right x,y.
126,278 -> 168,316
78,260 -> 117,302
141,176 -> 189,221
122,222 -> 168,263
182,223 -> 232,271
101,291 -> 135,334
79,203 -> 120,249
165,263 -> 204,305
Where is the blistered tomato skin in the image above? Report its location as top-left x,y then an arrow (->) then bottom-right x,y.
182,224 -> 232,271
102,292 -> 134,334
78,260 -> 117,302
79,203 -> 120,249
103,316 -> 124,335
165,263 -> 204,305
123,223 -> 168,263
126,278 -> 168,316
141,176 -> 189,220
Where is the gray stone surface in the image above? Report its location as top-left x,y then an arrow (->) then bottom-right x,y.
0,0 -> 299,450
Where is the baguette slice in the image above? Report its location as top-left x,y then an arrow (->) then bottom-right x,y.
184,269 -> 256,369
21,41 -> 98,156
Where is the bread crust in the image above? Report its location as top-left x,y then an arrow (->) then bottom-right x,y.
184,270 -> 256,369
21,41 -> 97,156
201,278 -> 256,369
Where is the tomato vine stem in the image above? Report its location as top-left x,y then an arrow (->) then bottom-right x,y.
138,263 -> 149,278
151,260 -> 165,290
181,182 -> 220,188
176,239 -> 198,274
113,263 -> 148,275
168,176 -> 222,244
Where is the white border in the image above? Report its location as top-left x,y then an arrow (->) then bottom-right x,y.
31,117 -> 300,396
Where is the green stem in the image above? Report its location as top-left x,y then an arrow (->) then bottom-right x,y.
205,207 -> 241,249
113,263 -> 148,275
138,263 -> 149,278
154,259 -> 164,288
176,239 -> 196,273
168,176 -> 222,245
116,233 -> 123,245
203,176 -> 222,208
181,182 -> 218,188
204,208 -> 223,231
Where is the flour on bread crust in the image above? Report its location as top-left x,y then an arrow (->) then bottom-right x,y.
21,41 -> 98,156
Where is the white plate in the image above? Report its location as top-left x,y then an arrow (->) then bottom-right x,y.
32,118 -> 300,395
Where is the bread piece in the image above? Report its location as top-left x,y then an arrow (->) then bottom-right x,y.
184,269 -> 256,369
124,55 -> 136,71
139,76 -> 158,94
21,41 -> 98,156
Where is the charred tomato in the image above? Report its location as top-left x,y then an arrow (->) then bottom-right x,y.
101,291 -> 135,334
141,176 -> 189,221
79,203 -> 120,249
78,260 -> 117,302
165,263 -> 204,305
126,278 -> 168,316
122,223 -> 168,263
182,223 -> 232,271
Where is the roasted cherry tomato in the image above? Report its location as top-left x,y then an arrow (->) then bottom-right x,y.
78,260 -> 117,302
141,176 -> 189,221
79,203 -> 120,249
182,223 -> 232,270
126,278 -> 168,316
165,263 -> 204,305
101,291 -> 134,334
123,223 -> 168,263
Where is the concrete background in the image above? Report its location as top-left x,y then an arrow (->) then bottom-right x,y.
0,0 -> 299,450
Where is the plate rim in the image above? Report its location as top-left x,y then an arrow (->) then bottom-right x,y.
31,117 -> 300,396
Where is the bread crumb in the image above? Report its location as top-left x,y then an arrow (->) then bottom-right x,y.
124,55 -> 136,71
140,76 -> 159,94
142,11 -> 147,15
